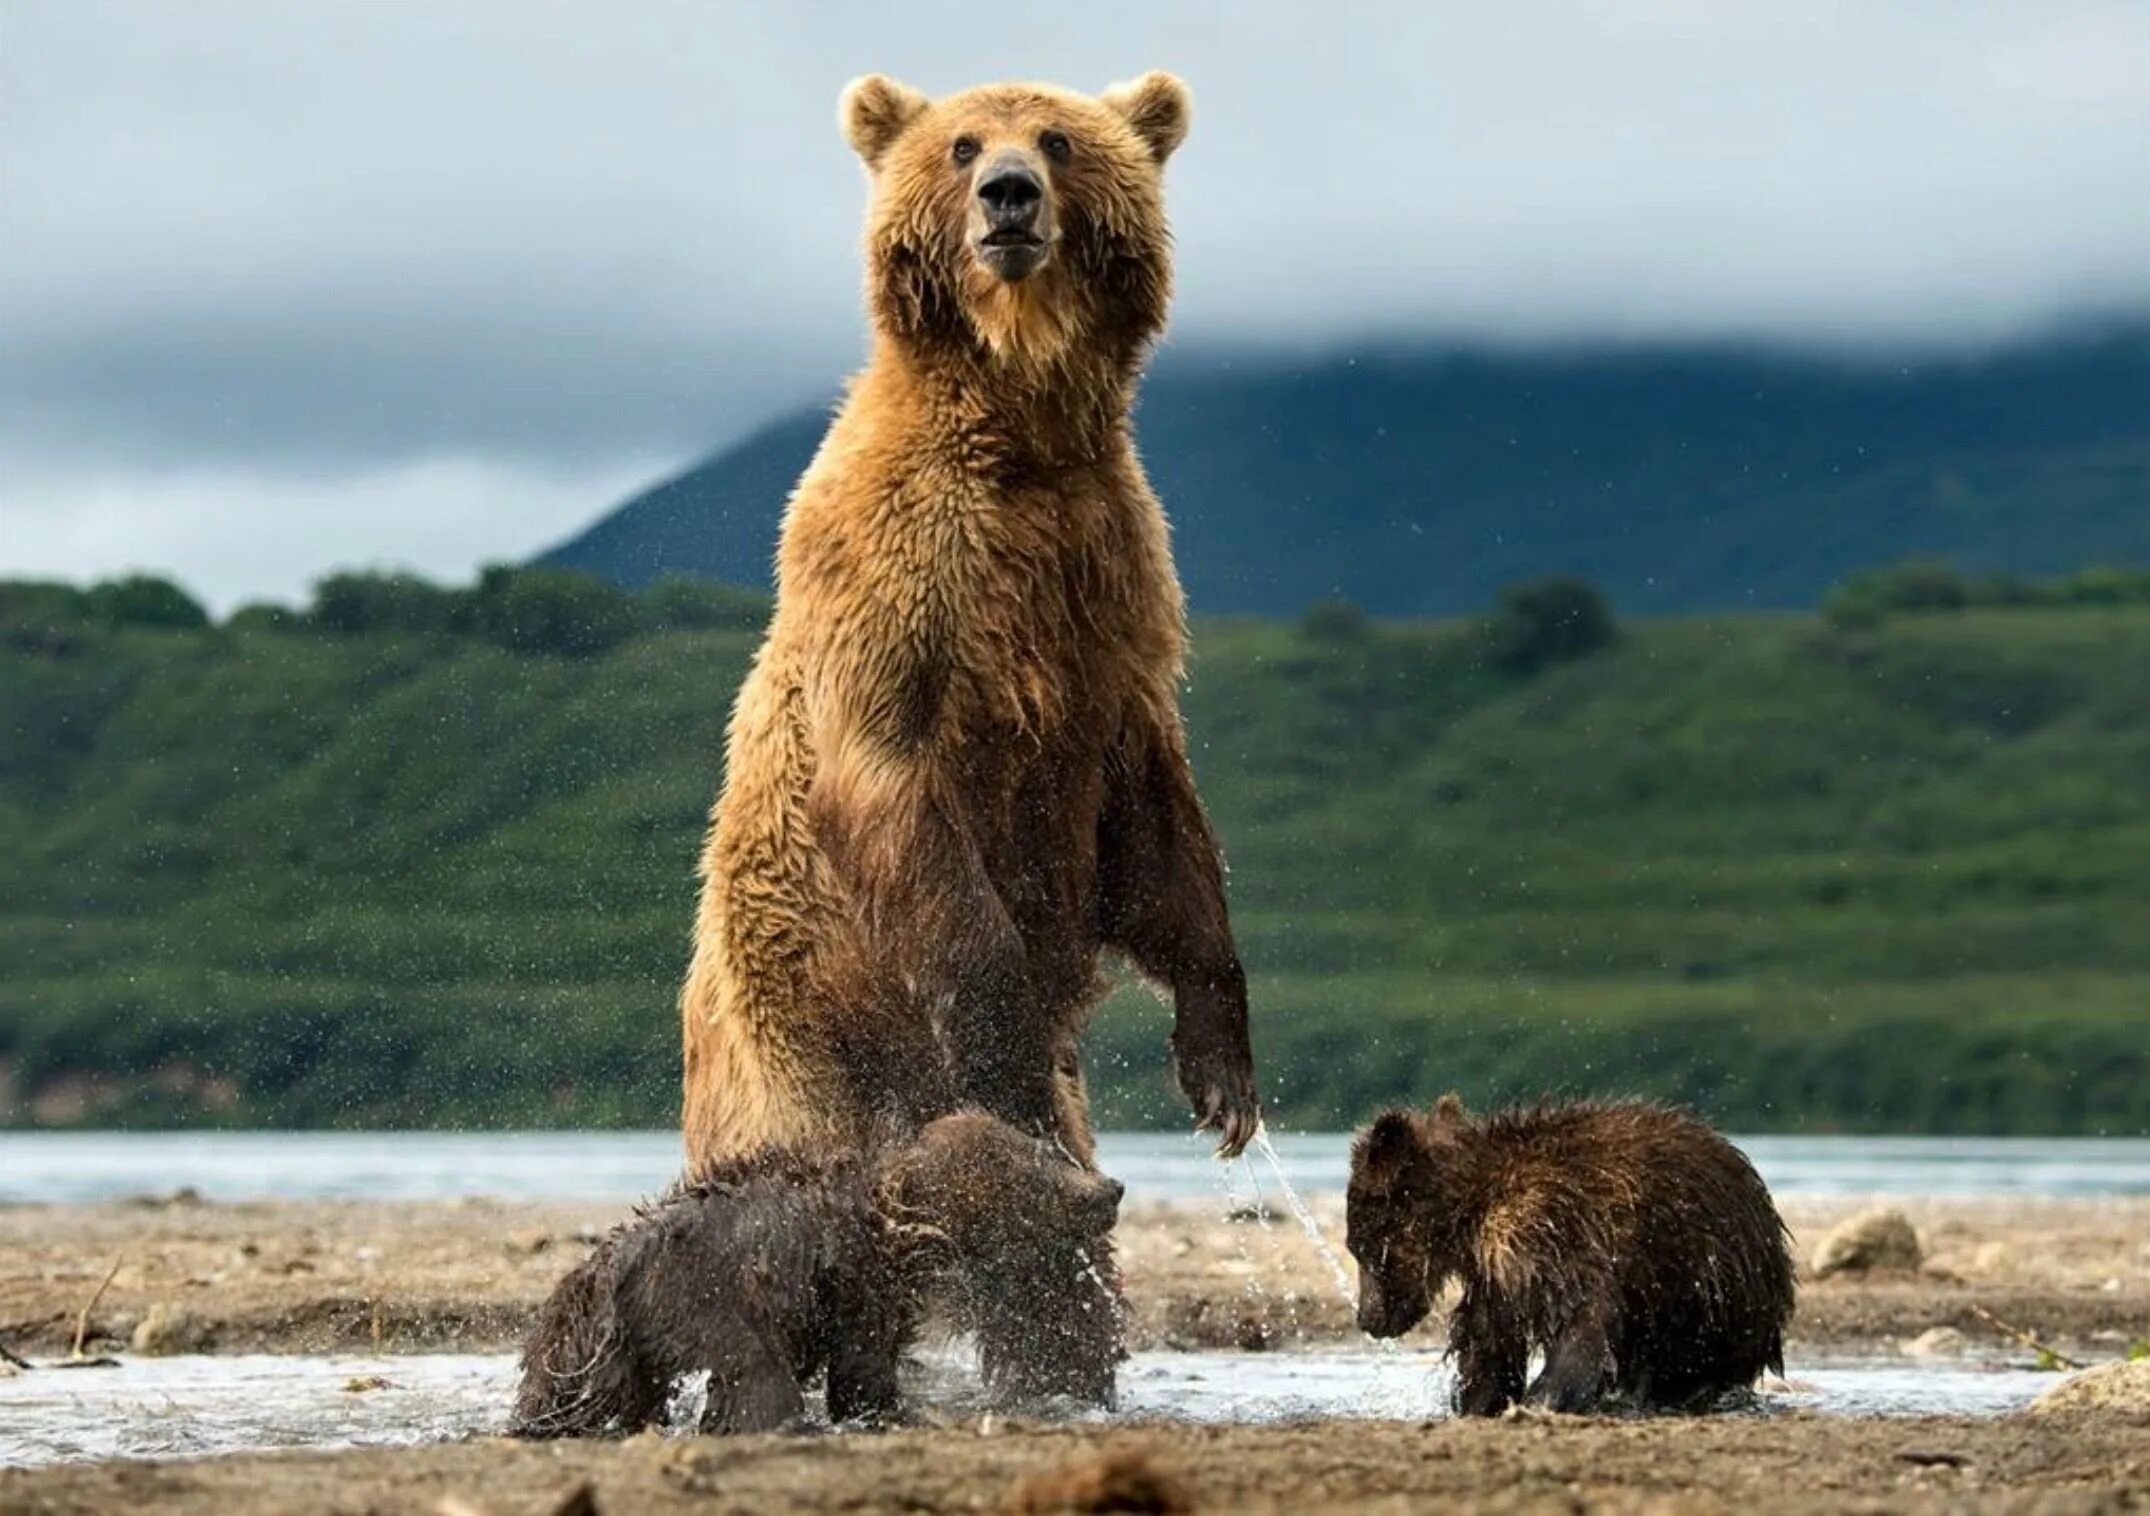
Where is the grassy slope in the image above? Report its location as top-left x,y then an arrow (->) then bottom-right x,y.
4,610 -> 2146,1133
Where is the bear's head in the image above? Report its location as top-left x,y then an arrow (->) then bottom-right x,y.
838,71 -> 1189,371
1346,1093 -> 1472,1339
882,1109 -> 1123,1273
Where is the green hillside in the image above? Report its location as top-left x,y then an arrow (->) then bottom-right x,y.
3,578 -> 2147,1135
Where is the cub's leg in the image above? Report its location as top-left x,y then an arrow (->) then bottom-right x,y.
1527,1303 -> 1617,1413
1450,1291 -> 1529,1417
699,1328 -> 807,1435
825,1306 -> 908,1428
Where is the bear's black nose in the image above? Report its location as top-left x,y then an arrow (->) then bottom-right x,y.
977,164 -> 1043,228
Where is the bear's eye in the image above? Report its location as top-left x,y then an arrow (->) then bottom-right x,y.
951,136 -> 980,167
1039,129 -> 1071,163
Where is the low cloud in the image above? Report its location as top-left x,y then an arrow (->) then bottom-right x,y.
5,0 -> 2148,597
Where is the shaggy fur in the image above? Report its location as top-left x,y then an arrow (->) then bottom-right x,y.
512,1111 -> 1121,1437
678,67 -> 1253,1168
1347,1095 -> 1796,1416
676,71 -> 1256,1401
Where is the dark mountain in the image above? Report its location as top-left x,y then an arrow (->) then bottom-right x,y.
538,331 -> 2150,614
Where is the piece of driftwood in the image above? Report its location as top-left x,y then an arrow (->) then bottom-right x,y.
1969,1302 -> 2086,1371
70,1253 -> 124,1361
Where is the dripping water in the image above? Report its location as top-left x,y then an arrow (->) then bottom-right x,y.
1249,1122 -> 1354,1305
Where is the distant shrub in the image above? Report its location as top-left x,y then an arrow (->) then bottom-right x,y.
1299,597 -> 1370,643
462,564 -> 637,657
82,575 -> 210,631
0,580 -> 94,654
638,575 -> 771,633
1826,560 -> 1969,627
1965,572 -> 2046,609
1827,560 -> 2150,623
1481,576 -> 1616,674
225,602 -> 302,633
2058,567 -> 2150,607
309,571 -> 461,635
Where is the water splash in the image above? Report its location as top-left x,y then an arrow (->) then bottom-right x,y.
1249,1122 -> 1354,1306
1075,1247 -> 1121,1325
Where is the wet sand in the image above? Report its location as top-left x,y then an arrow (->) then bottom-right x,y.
4,1410 -> 2149,1514
3,1195 -> 2146,1359
4,1196 -> 2147,1513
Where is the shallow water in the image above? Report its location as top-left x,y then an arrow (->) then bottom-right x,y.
0,1348 -> 2058,1468
4,1131 -> 2146,1206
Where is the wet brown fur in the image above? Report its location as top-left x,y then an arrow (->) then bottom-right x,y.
676,71 -> 1255,1400
1347,1095 -> 1796,1416
679,70 -> 1252,1167
512,1111 -> 1120,1437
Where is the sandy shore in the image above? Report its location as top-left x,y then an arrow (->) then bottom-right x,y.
5,1196 -> 2148,1512
3,1195 -> 2147,1360
5,1409 -> 2149,1514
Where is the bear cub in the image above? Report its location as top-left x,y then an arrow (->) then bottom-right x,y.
1348,1094 -> 1794,1415
513,1110 -> 1123,1437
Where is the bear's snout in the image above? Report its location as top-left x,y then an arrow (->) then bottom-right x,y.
972,151 -> 1051,281
1082,1175 -> 1125,1230
977,161 -> 1043,229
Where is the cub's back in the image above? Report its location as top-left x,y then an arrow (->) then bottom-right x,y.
1479,1101 -> 1782,1252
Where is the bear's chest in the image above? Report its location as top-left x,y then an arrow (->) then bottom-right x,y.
900,487 -> 1145,738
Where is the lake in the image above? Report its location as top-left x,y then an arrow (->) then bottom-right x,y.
2,1129 -> 2144,1205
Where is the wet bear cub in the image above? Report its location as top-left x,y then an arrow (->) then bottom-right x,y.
1347,1095 -> 1794,1415
513,1110 -> 1123,1437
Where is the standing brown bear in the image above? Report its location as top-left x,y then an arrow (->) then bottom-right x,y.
1348,1095 -> 1795,1416
675,71 -> 1257,1402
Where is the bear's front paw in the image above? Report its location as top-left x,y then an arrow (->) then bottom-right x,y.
1172,1035 -> 1259,1158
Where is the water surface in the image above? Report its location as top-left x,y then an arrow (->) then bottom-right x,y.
4,1131 -> 2144,1206
0,1348 -> 2058,1468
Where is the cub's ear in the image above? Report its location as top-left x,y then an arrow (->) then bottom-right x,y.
1101,70 -> 1191,163
1356,1110 -> 1427,1183
1430,1092 -> 1468,1129
840,74 -> 929,169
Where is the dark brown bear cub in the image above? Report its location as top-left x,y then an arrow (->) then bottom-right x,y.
1347,1095 -> 1794,1416
512,1111 -> 1122,1437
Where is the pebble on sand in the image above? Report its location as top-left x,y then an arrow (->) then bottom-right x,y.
1901,1326 -> 1967,1358
1811,1207 -> 1923,1278
131,1301 -> 211,1356
2030,1360 -> 2150,1414
1001,1446 -> 1193,1515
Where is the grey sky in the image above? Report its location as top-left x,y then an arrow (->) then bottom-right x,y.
6,1 -> 2149,607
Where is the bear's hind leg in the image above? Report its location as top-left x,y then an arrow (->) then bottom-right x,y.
699,1327 -> 808,1435
1527,1304 -> 1617,1413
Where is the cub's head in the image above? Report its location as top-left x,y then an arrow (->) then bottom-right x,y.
883,1110 -> 1123,1268
1346,1094 -> 1471,1339
838,71 -> 1190,367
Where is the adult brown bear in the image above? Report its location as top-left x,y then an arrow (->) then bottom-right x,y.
675,72 -> 1258,1392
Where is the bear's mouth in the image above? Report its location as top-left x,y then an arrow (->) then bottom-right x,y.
975,230 -> 1050,282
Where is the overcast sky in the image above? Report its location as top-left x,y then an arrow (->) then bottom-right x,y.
6,1 -> 2150,609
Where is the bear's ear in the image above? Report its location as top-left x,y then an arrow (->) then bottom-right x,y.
1357,1110 -> 1428,1184
1429,1092 -> 1468,1130
1100,70 -> 1191,163
840,74 -> 929,169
